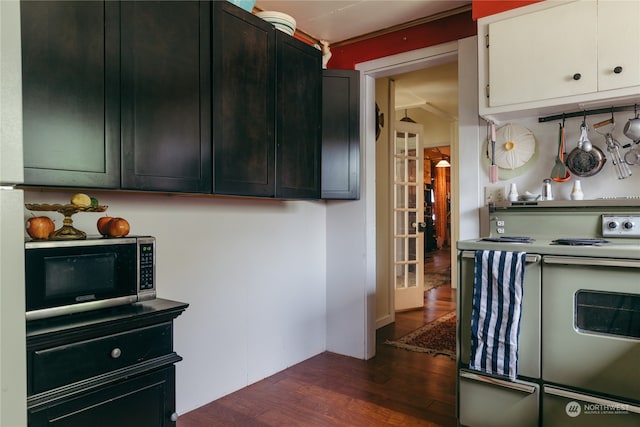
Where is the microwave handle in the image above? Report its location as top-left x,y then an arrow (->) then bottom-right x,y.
544,385 -> 640,414
461,251 -> 540,264
460,370 -> 537,394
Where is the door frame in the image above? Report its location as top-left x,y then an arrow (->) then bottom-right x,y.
356,37 -> 480,348
358,41 -> 459,330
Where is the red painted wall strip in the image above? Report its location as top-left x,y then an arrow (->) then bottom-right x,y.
471,0 -> 542,20
328,10 -> 476,70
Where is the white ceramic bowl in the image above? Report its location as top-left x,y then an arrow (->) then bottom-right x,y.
255,11 -> 296,35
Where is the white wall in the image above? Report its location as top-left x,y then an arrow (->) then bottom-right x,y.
0,2 -> 27,426
23,190 -> 327,414
457,37 -> 481,241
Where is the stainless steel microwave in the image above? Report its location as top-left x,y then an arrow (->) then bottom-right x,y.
25,236 -> 156,321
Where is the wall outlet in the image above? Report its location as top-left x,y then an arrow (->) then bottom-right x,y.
484,186 -> 505,204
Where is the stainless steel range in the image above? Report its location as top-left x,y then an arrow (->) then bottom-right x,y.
456,200 -> 640,427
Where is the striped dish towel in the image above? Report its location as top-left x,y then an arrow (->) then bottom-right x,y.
470,250 -> 526,381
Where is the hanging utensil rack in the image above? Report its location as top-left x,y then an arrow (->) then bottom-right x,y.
538,104 -> 638,123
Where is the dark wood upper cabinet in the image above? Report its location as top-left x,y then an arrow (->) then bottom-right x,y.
212,2 -> 321,199
321,69 -> 360,200
275,32 -> 322,199
21,1 -> 121,189
211,1 -> 276,197
120,1 -> 212,193
20,1 -> 328,200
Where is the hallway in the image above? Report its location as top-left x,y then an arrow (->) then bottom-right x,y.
178,247 -> 457,427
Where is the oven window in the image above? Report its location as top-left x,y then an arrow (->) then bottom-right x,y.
575,290 -> 640,339
44,253 -> 117,299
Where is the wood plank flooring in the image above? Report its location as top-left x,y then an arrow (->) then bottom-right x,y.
178,248 -> 457,427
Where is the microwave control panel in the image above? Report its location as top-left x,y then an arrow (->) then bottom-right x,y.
138,240 -> 155,290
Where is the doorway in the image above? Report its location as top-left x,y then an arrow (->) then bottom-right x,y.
371,50 -> 458,328
351,37 -> 478,360
392,89 -> 454,315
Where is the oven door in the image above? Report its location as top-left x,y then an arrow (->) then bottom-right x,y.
542,256 -> 640,401
459,251 -> 541,378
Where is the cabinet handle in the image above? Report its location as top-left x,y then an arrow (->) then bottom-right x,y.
460,370 -> 537,394
110,347 -> 122,359
614,66 -> 623,74
572,73 -> 582,81
461,251 -> 540,264
170,412 -> 179,421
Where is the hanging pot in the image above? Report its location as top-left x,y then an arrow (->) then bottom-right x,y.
565,144 -> 606,177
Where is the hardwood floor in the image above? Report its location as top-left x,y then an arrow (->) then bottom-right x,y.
178,248 -> 456,427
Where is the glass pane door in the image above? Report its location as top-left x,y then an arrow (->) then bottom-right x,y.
393,120 -> 424,311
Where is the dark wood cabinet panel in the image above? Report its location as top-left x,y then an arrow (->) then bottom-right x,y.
29,366 -> 176,427
21,1 -> 120,188
30,323 -> 172,394
321,69 -> 360,200
275,32 -> 322,199
121,1 -> 212,193
27,299 -> 187,427
211,2 -> 276,197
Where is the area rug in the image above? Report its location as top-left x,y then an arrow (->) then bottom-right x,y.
424,272 -> 451,291
385,311 -> 456,359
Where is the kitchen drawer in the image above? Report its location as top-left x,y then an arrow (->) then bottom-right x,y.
30,322 -> 172,394
543,385 -> 640,426
458,370 -> 539,427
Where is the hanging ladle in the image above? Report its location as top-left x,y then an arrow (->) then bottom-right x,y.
578,121 -> 593,152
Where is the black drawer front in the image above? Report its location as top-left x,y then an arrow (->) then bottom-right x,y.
31,323 -> 172,394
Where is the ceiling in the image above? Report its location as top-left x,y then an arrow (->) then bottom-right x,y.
255,1 -> 470,44
255,0 -> 466,123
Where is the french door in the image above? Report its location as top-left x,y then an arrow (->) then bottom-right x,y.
393,120 -> 425,311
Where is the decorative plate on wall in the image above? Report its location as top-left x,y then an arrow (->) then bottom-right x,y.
483,123 -> 538,179
494,124 -> 536,170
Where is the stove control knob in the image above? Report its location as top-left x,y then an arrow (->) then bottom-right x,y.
607,220 -> 619,230
623,221 -> 635,230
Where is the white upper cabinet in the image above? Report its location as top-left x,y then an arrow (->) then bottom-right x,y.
597,0 -> 640,92
488,1 -> 597,107
479,0 -> 640,120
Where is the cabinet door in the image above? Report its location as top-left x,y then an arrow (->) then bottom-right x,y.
598,0 -> 640,92
28,366 -> 176,427
321,69 -> 360,200
276,32 -> 322,199
488,1 -> 597,107
212,2 -> 276,197
121,1 -> 212,193
21,1 -> 120,188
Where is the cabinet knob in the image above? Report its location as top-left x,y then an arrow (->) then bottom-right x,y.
110,347 -> 122,359
614,66 -> 623,74
170,412 -> 179,422
572,73 -> 582,81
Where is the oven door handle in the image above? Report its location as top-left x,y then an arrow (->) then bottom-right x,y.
461,251 -> 541,264
460,369 -> 537,394
544,385 -> 640,414
543,256 -> 640,269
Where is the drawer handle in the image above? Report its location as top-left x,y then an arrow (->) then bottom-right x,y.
614,66 -> 623,74
572,73 -> 582,81
170,412 -> 179,421
110,347 -> 122,359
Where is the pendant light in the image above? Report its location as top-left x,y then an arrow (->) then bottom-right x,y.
400,109 -> 416,123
